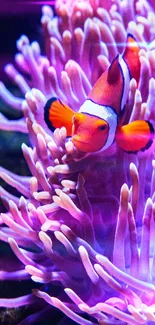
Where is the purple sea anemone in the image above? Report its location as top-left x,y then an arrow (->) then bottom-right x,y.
1,0 -> 155,324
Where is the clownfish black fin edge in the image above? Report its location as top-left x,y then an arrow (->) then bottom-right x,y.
44,97 -> 58,132
44,97 -> 75,137
140,120 -> 154,152
126,33 -> 137,43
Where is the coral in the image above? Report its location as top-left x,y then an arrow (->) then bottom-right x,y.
1,0 -> 155,324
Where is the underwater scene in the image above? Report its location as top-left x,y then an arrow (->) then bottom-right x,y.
1,0 -> 155,324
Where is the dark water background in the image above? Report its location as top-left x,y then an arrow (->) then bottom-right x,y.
0,2 -> 65,324
0,1 -> 41,209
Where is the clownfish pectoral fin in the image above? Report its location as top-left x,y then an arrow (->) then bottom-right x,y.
115,120 -> 154,153
123,34 -> 141,83
44,97 -> 75,137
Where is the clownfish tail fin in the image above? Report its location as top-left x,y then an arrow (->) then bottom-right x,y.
115,120 -> 154,153
123,33 -> 141,83
44,97 -> 75,137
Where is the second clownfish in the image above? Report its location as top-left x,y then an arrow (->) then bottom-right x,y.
44,34 -> 154,153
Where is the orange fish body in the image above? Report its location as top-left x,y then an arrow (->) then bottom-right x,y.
44,34 -> 154,154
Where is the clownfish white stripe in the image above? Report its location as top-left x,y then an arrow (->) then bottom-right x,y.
79,99 -> 118,150
79,99 -> 116,120
118,55 -> 131,111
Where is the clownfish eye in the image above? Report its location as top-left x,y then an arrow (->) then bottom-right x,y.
99,124 -> 107,131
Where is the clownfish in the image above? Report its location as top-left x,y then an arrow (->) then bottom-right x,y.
44,34 -> 154,153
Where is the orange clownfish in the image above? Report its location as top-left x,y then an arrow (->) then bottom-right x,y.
44,34 -> 154,153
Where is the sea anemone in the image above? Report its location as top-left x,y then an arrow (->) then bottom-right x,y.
0,0 -> 155,324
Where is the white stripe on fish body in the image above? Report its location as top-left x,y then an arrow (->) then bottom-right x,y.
79,99 -> 118,151
118,54 -> 131,111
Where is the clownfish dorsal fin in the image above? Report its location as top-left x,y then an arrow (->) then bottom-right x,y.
107,55 -> 121,85
44,97 -> 75,137
123,33 -> 141,83
115,120 -> 154,153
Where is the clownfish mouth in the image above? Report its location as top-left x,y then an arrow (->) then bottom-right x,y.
72,135 -> 91,152
72,135 -> 89,145
72,135 -> 101,153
